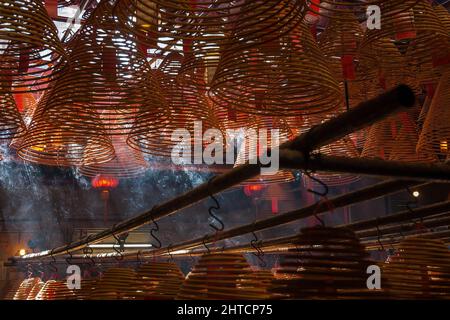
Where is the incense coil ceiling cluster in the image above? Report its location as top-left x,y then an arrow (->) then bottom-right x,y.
13,277 -> 41,300
136,262 -> 185,299
210,22 -> 343,116
17,92 -> 116,167
177,253 -> 272,299
305,0 -> 419,21
114,0 -> 307,54
270,227 -> 382,299
43,0 -> 167,135
0,0 -> 67,93
127,53 -> 219,157
382,237 -> 450,299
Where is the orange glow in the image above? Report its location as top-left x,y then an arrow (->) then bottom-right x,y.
243,184 -> 265,196
440,140 -> 448,153
91,175 -> 119,189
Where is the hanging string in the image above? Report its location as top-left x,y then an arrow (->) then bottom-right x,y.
304,169 -> 333,227
250,229 -> 266,268
376,218 -> 385,252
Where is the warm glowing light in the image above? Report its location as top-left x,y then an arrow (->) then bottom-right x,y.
91,175 -> 119,189
243,184 -> 265,197
412,191 -> 420,198
31,145 -> 45,152
440,140 -> 448,153
19,249 -> 26,256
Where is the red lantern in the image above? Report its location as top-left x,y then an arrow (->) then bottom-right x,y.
91,175 -> 119,224
91,175 -> 119,189
243,184 -> 265,197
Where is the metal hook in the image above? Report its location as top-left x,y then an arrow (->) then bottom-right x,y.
49,250 -> 58,273
112,229 -> 124,261
189,250 -> 196,263
304,170 -> 329,198
82,246 -> 96,267
65,250 -> 74,266
167,244 -> 174,263
250,231 -> 266,268
376,218 -> 385,252
207,177 -> 224,232
150,215 -> 162,249
202,236 -> 211,254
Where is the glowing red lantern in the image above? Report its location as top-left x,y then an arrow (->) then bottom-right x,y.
243,184 -> 265,197
91,175 -> 119,189
91,175 -> 119,224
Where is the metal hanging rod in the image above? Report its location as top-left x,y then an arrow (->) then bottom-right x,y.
9,85 -> 416,263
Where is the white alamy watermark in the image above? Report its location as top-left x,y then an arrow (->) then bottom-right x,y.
366,265 -> 381,290
66,265 -> 81,290
171,121 -> 281,175
366,5 -> 381,30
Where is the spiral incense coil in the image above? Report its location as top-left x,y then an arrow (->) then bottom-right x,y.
383,237 -> 450,299
128,54 -> 218,157
114,0 -> 306,56
210,22 -> 342,116
417,71 -> 450,161
177,253 -> 272,300
312,136 -> 361,187
318,10 -> 376,85
0,0 -> 67,93
361,116 -> 397,160
270,227 -> 381,299
434,5 -> 450,36
90,268 -> 145,300
305,0 -> 418,22
389,111 -> 436,163
359,38 -> 420,95
17,92 -> 115,167
80,135 -> 148,178
136,262 -> 185,300
43,0 -> 166,135
0,92 -> 26,139
35,280 -> 76,300
1,279 -> 22,300
73,279 -> 97,300
13,277 -> 41,300
26,280 -> 44,300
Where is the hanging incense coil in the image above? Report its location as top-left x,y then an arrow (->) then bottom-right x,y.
44,0 -> 166,135
0,0 -> 67,93
73,279 -> 97,300
128,54 -> 219,157
360,38 -> 420,94
389,111 -> 436,162
234,116 -> 295,186
361,116 -> 397,160
270,227 -> 381,299
79,135 -> 148,178
311,136 -> 361,187
26,279 -> 44,300
114,0 -> 306,56
383,237 -> 450,299
434,5 -> 450,36
318,10 -> 375,84
136,262 -> 185,300
305,0 -> 418,22
17,92 -> 115,167
13,277 -> 41,300
0,92 -> 26,139
177,253 -> 271,300
35,280 -> 75,300
210,22 -> 342,116
1,279 -> 22,300
417,71 -> 450,161
89,268 -> 145,300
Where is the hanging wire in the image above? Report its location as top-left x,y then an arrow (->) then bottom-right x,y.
189,250 -> 196,263
304,170 -> 331,227
82,246 -> 96,267
65,250 -> 74,266
112,229 -> 124,261
405,187 -> 428,232
136,250 -> 143,265
250,229 -> 266,268
207,177 -> 224,232
167,244 -> 174,263
49,250 -> 58,274
376,218 -> 385,252
202,235 -> 211,254
149,214 -> 162,249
